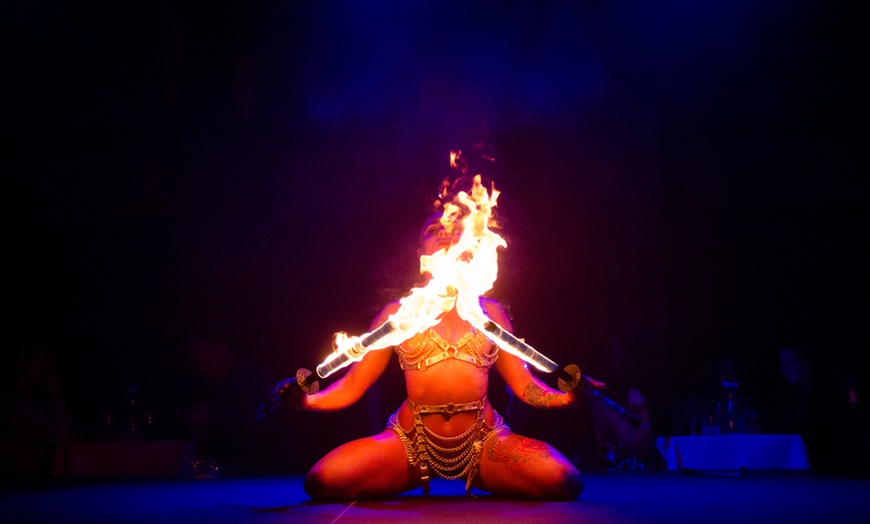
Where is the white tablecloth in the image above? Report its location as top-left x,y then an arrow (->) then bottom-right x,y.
656,434 -> 810,471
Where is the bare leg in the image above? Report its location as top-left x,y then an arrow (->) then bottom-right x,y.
304,429 -> 420,501
475,432 -> 583,500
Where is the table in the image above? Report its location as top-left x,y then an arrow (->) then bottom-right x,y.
656,434 -> 810,471
52,440 -> 194,476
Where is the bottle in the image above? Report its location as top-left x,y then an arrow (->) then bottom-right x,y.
720,381 -> 740,434
702,403 -> 720,436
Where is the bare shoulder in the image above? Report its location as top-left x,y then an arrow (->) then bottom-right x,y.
482,297 -> 513,331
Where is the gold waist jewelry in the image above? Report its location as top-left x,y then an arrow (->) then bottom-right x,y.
387,398 -> 508,496
408,398 -> 485,415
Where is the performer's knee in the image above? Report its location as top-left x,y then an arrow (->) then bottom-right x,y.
303,466 -> 343,501
303,468 -> 323,500
554,469 -> 583,500
541,461 -> 583,500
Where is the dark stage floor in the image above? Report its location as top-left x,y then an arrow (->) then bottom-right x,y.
3,471 -> 870,524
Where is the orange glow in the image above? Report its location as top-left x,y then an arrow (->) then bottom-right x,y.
318,157 -> 507,376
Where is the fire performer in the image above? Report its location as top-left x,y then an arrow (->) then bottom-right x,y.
277,152 -> 582,501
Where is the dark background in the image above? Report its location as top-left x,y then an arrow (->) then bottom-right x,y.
5,1 -> 867,471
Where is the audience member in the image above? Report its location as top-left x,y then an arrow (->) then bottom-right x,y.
591,386 -> 655,471
0,348 -> 72,482
761,344 -> 867,475
184,334 -> 274,476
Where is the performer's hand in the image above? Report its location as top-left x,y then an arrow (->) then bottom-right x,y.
272,378 -> 307,409
562,390 -> 577,408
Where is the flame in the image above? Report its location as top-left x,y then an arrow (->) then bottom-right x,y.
317,154 -> 561,378
327,163 -> 506,364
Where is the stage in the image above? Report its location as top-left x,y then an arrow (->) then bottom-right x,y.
3,471 -> 869,523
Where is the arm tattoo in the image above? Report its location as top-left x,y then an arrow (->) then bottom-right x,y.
485,434 -> 552,465
523,382 -> 569,408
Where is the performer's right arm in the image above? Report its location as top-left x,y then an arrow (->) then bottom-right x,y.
296,302 -> 399,412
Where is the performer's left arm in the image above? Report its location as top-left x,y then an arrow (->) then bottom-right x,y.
484,299 -> 575,409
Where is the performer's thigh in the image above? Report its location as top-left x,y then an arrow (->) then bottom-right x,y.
305,429 -> 419,500
476,432 -> 582,500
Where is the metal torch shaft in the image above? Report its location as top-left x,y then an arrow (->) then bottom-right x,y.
481,320 -> 583,392
481,320 -> 560,373
315,320 -> 398,379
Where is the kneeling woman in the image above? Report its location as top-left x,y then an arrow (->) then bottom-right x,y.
283,211 -> 583,501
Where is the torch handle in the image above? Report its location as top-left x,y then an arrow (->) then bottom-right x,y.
250,368 -> 319,425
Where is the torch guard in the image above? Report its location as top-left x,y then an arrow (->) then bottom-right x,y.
296,368 -> 320,395
557,364 -> 582,393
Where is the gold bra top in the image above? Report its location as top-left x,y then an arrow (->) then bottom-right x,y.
396,327 -> 499,371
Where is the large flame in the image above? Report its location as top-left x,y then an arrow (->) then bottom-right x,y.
321,164 -> 506,373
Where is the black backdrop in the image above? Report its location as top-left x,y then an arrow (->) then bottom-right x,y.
6,1 -> 867,470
